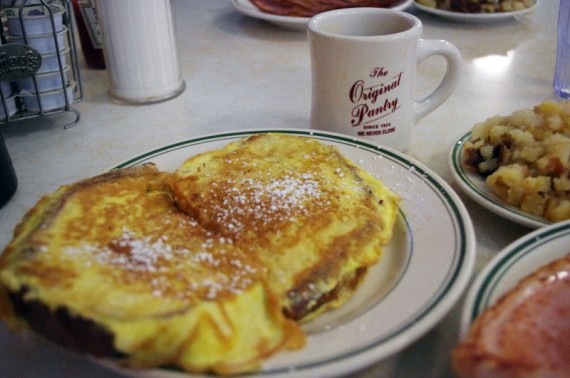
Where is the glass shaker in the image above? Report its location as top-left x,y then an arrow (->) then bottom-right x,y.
95,0 -> 185,105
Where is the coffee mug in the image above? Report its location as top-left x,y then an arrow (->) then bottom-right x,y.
308,8 -> 462,151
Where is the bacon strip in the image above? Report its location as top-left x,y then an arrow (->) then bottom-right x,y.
452,254 -> 570,378
249,0 -> 406,17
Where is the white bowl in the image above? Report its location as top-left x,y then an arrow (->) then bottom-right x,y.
0,95 -> 18,121
20,81 -> 75,112
3,4 -> 65,36
37,48 -> 68,73
9,26 -> 67,54
16,65 -> 70,92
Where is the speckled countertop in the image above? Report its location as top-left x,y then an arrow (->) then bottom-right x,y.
0,1 -> 561,377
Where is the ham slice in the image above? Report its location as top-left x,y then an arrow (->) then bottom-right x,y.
249,0 -> 405,17
452,254 -> 570,378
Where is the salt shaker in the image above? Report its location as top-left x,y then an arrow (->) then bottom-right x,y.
554,0 -> 570,99
95,0 -> 185,104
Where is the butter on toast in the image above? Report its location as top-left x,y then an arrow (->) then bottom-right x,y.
173,133 -> 400,321
0,164 -> 304,374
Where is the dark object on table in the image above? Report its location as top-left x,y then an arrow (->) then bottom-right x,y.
0,134 -> 17,208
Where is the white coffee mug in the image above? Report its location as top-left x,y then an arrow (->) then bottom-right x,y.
308,8 -> 462,151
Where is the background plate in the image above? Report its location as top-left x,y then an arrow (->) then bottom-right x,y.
103,129 -> 475,378
231,0 -> 413,31
459,220 -> 570,338
413,0 -> 539,23
449,131 -> 549,229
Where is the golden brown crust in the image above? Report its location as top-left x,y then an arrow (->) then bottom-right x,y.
1,134 -> 399,374
1,164 -> 165,268
0,163 -> 304,375
173,133 -> 400,321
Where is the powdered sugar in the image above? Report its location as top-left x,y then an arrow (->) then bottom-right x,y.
193,251 -> 220,266
97,229 -> 180,272
209,172 -> 326,233
61,227 -> 259,300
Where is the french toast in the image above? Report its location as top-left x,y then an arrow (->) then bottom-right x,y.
0,133 -> 400,374
0,164 -> 304,374
172,133 -> 400,321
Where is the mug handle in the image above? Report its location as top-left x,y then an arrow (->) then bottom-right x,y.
414,39 -> 462,122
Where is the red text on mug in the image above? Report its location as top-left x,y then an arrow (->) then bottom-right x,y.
349,67 -> 402,135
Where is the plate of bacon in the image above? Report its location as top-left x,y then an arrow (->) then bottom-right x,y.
452,220 -> 570,377
231,0 -> 413,31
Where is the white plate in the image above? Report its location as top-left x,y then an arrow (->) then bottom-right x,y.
449,131 -> 549,229
413,0 -> 539,23
98,129 -> 475,378
459,220 -> 570,339
231,0 -> 413,31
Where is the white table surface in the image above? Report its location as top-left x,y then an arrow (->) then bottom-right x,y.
0,1 -> 560,377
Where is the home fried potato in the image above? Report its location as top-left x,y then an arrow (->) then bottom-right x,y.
463,100 -> 570,222
417,0 -> 534,13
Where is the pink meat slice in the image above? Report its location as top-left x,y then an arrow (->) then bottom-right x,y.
452,254 -> 570,378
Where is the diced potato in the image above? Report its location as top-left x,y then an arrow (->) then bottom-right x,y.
505,185 -> 525,206
521,192 -> 547,217
522,0 -> 534,7
464,100 -> 570,222
434,0 -> 534,13
549,144 -> 570,165
510,109 -> 542,131
416,0 -> 437,7
519,145 -> 544,163
471,117 -> 501,141
535,156 -> 560,176
489,125 -> 510,145
546,114 -> 564,131
510,129 -> 535,146
521,176 -> 551,193
486,164 -> 528,201
480,144 -> 495,160
478,158 -> 498,174
554,176 -> 570,191
545,197 -> 570,222
536,100 -> 563,117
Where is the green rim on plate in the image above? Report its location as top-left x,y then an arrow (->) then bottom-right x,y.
449,131 -> 549,229
109,129 -> 475,377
